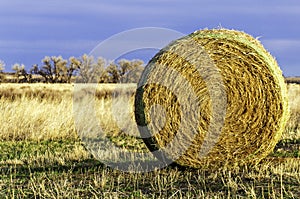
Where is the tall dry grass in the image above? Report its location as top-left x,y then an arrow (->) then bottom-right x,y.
0,83 -> 137,142
284,84 -> 300,140
0,83 -> 299,198
0,83 -> 299,142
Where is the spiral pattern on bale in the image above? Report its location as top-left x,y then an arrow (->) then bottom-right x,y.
134,29 -> 289,169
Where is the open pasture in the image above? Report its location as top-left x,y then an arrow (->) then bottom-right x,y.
0,83 -> 299,198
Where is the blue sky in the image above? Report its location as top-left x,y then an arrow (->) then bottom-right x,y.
0,0 -> 299,76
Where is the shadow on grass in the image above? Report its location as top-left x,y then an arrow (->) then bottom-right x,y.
0,138 -> 299,174
0,158 -> 105,175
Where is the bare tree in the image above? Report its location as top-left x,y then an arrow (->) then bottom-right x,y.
12,63 -> 29,83
119,59 -> 144,83
29,64 -> 40,82
106,62 -> 120,83
37,56 -> 54,83
7,55 -> 144,84
106,59 -> 144,83
51,56 -> 68,83
41,56 -> 68,83
30,56 -> 79,83
96,57 -> 109,83
0,60 -> 4,72
77,54 -> 107,83
0,60 -> 5,83
68,56 -> 81,83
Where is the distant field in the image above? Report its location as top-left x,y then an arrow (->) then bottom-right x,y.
0,83 -> 299,198
286,77 -> 300,84
2,71 -> 300,84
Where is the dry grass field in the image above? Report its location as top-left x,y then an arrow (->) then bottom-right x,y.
286,77 -> 300,85
0,83 -> 299,198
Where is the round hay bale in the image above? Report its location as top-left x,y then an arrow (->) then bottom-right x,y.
134,29 -> 289,169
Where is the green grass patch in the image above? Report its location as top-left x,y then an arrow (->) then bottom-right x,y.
0,139 -> 299,198
0,140 -> 80,161
271,139 -> 300,158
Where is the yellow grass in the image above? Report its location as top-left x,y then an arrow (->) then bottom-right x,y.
0,83 -> 299,142
284,84 -> 300,140
0,83 -> 137,141
0,83 -> 299,198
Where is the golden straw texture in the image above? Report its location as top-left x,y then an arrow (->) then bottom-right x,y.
135,29 -> 289,169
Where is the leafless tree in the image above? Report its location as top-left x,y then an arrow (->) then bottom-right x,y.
106,59 -> 144,83
77,54 -> 108,83
0,60 -> 5,83
30,56 -> 79,83
12,63 -> 30,83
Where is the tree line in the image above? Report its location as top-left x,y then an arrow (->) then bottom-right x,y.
0,55 -> 145,83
